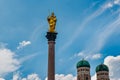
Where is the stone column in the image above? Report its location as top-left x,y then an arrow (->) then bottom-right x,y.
46,32 -> 57,80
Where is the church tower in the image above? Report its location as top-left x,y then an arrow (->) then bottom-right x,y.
96,64 -> 110,80
76,59 -> 91,80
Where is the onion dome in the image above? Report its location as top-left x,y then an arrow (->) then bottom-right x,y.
76,59 -> 90,68
96,64 -> 109,72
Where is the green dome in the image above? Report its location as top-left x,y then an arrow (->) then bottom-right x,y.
76,59 -> 90,68
96,64 -> 109,72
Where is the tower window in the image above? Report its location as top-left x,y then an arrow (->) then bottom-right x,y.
86,77 -> 88,80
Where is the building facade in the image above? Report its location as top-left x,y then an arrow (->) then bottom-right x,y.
76,59 -> 110,80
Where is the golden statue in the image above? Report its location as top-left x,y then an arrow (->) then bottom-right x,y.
47,12 -> 57,32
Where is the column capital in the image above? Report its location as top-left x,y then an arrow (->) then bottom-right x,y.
46,32 -> 57,41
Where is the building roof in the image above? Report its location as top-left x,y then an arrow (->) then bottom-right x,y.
76,59 -> 90,68
96,64 -> 109,72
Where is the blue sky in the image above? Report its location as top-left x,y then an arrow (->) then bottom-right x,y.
0,0 -> 120,80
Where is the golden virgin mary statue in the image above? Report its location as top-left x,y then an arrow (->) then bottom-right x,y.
47,12 -> 57,32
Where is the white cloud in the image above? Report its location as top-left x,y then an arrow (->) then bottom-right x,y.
92,55 -> 120,80
0,43 -> 7,49
91,74 -> 96,80
55,74 -> 76,80
104,55 -> 120,80
12,73 -> 41,80
13,73 -> 76,80
107,3 -> 113,8
45,74 -> 76,80
23,74 -> 40,80
73,51 -> 84,58
73,51 -> 102,60
114,0 -> 120,5
104,0 -> 120,9
104,2 -> 113,9
0,48 -> 20,75
92,54 -> 101,59
13,72 -> 21,80
17,41 -> 31,49
0,78 -> 5,80
1,73 -> 76,80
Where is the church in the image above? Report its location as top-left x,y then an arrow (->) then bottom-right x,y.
76,59 -> 110,80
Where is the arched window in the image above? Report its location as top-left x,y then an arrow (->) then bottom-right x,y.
86,77 -> 88,80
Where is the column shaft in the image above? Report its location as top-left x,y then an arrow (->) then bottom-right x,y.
48,41 -> 55,80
